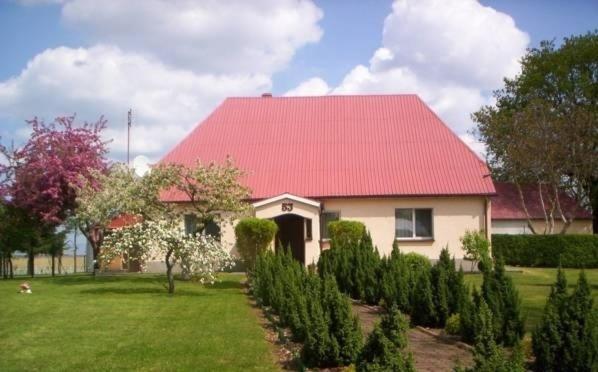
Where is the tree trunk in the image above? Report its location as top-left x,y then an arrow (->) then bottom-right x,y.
165,249 -> 175,294
9,256 -> 13,279
58,254 -> 62,275
51,253 -> 56,277
28,249 -> 35,277
591,178 -> 598,235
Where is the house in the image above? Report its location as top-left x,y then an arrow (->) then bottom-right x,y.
491,182 -> 593,235
159,94 -> 496,265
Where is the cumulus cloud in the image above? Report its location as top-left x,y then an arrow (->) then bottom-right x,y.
2,0 -> 324,160
61,0 -> 323,74
0,45 -> 271,158
289,0 -> 529,152
284,77 -> 330,96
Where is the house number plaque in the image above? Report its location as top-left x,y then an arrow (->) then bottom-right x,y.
282,202 -> 293,212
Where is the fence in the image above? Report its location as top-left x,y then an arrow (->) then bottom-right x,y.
2,255 -> 89,276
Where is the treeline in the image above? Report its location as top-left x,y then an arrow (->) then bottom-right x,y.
0,204 -> 68,279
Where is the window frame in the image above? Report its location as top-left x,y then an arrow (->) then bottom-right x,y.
320,210 -> 340,241
394,208 -> 434,241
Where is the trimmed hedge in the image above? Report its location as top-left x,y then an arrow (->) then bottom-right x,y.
492,234 -> 598,268
235,217 -> 278,270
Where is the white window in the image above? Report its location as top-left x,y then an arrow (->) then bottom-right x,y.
395,208 -> 433,239
320,211 -> 339,240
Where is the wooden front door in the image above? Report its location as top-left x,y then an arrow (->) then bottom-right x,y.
274,214 -> 305,264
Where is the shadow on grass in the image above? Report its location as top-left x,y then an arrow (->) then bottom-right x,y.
50,274 -> 164,286
204,280 -> 245,290
79,286 -> 210,297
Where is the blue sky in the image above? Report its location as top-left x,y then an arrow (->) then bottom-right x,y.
0,0 -> 595,255
0,0 -> 596,162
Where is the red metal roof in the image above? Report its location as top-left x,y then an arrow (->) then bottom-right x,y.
160,94 -> 495,201
491,182 -> 592,220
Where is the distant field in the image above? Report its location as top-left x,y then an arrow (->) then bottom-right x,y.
10,255 -> 88,275
464,267 -> 598,331
0,273 -> 276,371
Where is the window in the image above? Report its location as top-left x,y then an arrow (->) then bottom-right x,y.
184,214 -> 198,235
395,209 -> 433,239
204,219 -> 221,241
305,218 -> 313,241
320,211 -> 339,240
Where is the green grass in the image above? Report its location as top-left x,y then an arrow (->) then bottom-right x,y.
0,273 -> 277,372
464,267 -> 598,331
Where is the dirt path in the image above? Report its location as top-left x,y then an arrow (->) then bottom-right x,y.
352,303 -> 473,371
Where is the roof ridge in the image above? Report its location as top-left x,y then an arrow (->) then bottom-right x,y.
226,93 -> 420,99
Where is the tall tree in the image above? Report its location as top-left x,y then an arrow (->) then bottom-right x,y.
0,116 -> 108,226
473,31 -> 598,233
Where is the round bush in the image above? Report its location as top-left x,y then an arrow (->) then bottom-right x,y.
445,313 -> 461,335
235,217 -> 278,270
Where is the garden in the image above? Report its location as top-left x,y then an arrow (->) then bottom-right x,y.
238,218 -> 598,371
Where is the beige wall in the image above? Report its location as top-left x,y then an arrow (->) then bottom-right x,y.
493,219 -> 593,235
320,196 -> 489,259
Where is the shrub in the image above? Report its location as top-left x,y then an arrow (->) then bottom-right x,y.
235,217 -> 278,270
318,228 -> 381,305
328,220 -> 365,248
410,268 -> 436,327
492,234 -> 598,268
460,230 -> 491,272
379,242 -> 411,313
457,300 -> 525,372
445,314 -> 461,335
357,307 -> 415,372
532,269 -> 598,372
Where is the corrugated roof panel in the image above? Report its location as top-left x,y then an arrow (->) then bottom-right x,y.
160,94 -> 496,201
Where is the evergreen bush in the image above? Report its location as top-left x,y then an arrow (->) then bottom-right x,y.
357,307 -> 415,372
532,268 -> 598,372
235,217 -> 278,270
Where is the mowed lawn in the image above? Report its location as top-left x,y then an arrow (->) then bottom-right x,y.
0,273 -> 277,372
464,267 -> 598,331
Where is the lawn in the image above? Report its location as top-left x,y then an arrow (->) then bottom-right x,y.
0,273 -> 277,372
464,267 -> 598,331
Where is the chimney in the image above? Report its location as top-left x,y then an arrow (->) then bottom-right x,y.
261,93 -> 272,98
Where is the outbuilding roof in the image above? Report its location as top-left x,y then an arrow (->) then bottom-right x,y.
491,182 -> 592,220
160,94 -> 495,201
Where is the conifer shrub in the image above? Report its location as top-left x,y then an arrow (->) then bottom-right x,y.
328,220 -> 366,248
532,269 -> 598,372
235,217 -> 278,270
357,307 -> 415,372
410,268 -> 437,327
456,300 -> 525,372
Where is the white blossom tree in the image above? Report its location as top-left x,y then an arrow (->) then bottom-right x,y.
102,219 -> 232,293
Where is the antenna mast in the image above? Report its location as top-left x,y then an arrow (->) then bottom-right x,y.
127,109 -> 132,166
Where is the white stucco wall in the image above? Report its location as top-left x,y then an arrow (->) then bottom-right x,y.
320,196 -> 489,259
492,219 -> 593,235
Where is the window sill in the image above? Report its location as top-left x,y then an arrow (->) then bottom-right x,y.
395,237 -> 435,243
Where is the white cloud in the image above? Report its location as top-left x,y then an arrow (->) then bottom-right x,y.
61,0 -> 323,74
0,45 -> 271,159
288,0 -> 529,152
284,77 -> 330,96
4,0 -> 324,160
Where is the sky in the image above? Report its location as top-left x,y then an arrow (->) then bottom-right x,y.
0,0 -> 596,164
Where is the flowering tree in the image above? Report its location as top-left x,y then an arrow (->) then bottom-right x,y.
102,219 -> 232,293
72,163 -> 177,266
0,116 -> 108,226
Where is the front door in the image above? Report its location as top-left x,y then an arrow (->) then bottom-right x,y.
274,214 -> 305,264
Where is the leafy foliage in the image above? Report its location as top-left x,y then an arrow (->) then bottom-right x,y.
252,250 -> 362,368
102,220 -> 232,293
0,116 -> 108,225
532,268 -> 598,372
234,217 -> 278,270
460,230 -> 490,271
492,234 -> 598,268
357,307 -> 415,372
